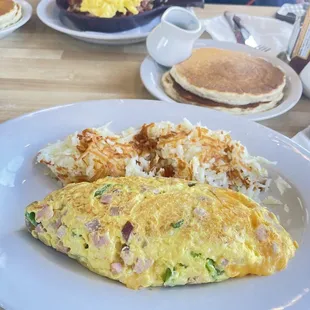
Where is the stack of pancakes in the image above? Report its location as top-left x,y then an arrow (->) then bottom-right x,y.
0,0 -> 22,30
162,48 -> 286,114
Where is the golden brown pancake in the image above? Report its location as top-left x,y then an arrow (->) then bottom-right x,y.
162,72 -> 283,115
0,0 -> 14,15
169,48 -> 286,106
0,0 -> 22,30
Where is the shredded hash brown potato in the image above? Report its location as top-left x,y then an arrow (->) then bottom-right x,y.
37,119 -> 273,200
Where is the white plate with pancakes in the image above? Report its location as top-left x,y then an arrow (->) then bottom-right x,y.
0,99 -> 310,310
37,0 -> 163,45
140,40 -> 303,121
0,0 -> 32,39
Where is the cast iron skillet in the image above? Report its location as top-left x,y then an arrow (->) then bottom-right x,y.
56,0 -> 204,33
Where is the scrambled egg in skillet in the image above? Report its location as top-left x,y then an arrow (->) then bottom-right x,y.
79,0 -> 142,18
25,176 -> 297,289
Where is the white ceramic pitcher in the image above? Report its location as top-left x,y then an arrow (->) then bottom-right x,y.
146,6 -> 204,67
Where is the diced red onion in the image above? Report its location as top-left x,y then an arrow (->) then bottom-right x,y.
122,221 -> 133,242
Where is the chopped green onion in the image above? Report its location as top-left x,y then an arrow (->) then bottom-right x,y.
94,184 -> 112,197
71,229 -> 82,237
162,268 -> 173,283
25,211 -> 37,227
190,251 -> 202,258
206,258 -> 224,278
178,263 -> 188,268
171,219 -> 184,229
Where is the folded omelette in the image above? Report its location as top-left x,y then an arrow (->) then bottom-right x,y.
25,176 -> 297,289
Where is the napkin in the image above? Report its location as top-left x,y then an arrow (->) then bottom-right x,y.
203,14 -> 293,56
292,126 -> 310,153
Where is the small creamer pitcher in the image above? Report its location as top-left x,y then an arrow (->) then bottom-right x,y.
146,6 -> 204,67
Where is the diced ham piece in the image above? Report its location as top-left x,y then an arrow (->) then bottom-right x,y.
140,186 -> 148,193
122,221 -> 133,242
133,258 -> 153,274
188,276 -> 199,284
54,218 -> 62,230
56,241 -> 70,254
220,258 -> 229,267
109,207 -> 120,216
91,232 -> 110,248
35,224 -> 44,234
85,219 -> 101,232
198,196 -> 211,202
256,225 -> 267,242
35,205 -> 54,222
194,207 -> 207,218
48,219 -> 62,233
120,246 -> 134,265
57,225 -> 67,239
100,195 -> 112,204
272,242 -> 279,254
111,263 -> 123,274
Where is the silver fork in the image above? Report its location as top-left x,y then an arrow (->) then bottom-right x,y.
253,44 -> 271,52
232,15 -> 271,53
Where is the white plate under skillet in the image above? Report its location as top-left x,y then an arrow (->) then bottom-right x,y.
140,39 -> 303,121
0,99 -> 309,310
0,0 -> 32,40
36,0 -> 162,45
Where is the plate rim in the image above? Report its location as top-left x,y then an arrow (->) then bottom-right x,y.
140,39 -> 303,122
36,0 -> 159,41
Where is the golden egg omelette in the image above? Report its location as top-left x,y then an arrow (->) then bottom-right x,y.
25,176 -> 297,289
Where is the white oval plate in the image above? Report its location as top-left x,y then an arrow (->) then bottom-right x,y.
140,40 -> 303,121
0,99 -> 309,310
0,0 -> 32,40
36,0 -> 161,45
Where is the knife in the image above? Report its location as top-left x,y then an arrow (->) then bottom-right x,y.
232,15 -> 259,49
224,11 -> 245,44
